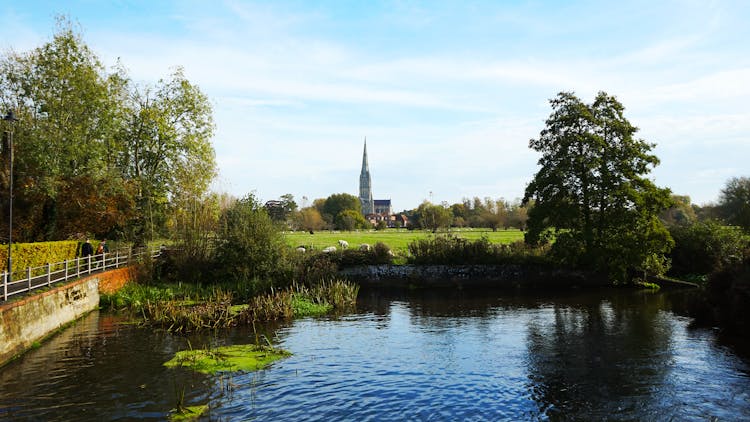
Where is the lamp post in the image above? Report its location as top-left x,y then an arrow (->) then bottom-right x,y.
3,110 -> 17,285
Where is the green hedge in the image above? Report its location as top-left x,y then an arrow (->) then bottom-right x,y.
0,240 -> 82,272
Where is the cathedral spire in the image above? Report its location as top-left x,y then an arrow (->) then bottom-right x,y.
361,137 -> 369,173
359,137 -> 374,215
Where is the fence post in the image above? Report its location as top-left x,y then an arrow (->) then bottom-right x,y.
47,262 -> 51,286
115,251 -> 120,268
88,255 -> 92,274
76,257 -> 80,277
3,271 -> 7,301
64,260 -> 69,281
27,267 -> 31,292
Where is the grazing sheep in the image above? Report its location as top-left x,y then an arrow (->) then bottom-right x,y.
322,246 -> 337,253
359,243 -> 371,251
296,246 -> 306,253
338,239 -> 349,249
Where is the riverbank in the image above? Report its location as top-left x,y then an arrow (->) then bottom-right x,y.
340,264 -> 607,288
0,268 -> 135,367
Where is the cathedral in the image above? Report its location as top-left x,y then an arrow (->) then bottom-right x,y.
358,139 -> 392,217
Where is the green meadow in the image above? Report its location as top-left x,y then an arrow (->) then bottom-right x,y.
284,228 -> 525,254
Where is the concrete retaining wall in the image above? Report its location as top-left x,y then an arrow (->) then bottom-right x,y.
0,268 -> 135,366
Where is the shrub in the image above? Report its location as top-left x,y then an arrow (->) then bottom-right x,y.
407,234 -> 550,266
668,220 -> 750,277
213,194 -> 293,286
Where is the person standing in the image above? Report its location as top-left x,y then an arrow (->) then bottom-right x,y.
81,239 -> 94,270
96,239 -> 109,268
81,239 -> 94,257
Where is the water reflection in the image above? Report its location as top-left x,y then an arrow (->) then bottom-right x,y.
1,288 -> 749,421
524,292 -> 677,419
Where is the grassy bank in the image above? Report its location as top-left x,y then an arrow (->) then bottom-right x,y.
284,228 -> 524,254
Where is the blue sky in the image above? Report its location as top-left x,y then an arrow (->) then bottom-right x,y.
2,1 -> 749,211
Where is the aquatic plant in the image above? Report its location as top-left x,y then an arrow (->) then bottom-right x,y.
141,290 -> 236,334
164,344 -> 291,374
102,278 -> 359,330
238,279 -> 359,322
168,404 -> 208,422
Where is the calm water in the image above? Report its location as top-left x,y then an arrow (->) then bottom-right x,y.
1,287 -> 750,421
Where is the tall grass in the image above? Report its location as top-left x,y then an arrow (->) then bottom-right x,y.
103,279 -> 360,332
238,280 -> 360,323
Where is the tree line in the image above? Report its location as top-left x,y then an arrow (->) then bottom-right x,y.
0,19 -> 216,246
262,192 -> 532,233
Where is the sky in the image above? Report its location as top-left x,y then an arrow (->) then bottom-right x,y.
1,1 -> 748,211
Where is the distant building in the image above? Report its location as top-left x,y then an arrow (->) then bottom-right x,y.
358,138 -> 407,227
374,199 -> 392,216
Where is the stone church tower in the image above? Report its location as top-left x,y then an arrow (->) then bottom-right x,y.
359,138 -> 374,215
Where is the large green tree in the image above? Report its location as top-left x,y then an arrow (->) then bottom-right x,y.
523,91 -> 673,281
322,193 -> 362,229
0,19 -> 127,239
0,19 -> 216,243
115,68 -> 215,245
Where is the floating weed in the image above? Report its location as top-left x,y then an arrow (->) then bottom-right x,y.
168,404 -> 208,422
164,344 -> 291,375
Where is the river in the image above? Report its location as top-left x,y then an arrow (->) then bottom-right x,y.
1,287 -> 749,421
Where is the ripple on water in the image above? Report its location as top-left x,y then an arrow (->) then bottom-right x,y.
3,290 -> 750,421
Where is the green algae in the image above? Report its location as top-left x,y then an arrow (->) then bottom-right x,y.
292,296 -> 333,318
164,344 -> 291,374
168,404 -> 208,421
229,304 -> 249,315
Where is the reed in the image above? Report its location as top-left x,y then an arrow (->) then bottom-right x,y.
103,278 -> 359,331
238,279 -> 360,322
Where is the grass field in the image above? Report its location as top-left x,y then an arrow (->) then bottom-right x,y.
284,228 -> 524,254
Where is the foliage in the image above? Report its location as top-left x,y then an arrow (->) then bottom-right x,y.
439,197 -> 532,231
214,194 -> 291,286
294,252 -> 340,284
167,193 -> 221,283
0,240 -> 79,274
297,207 -> 326,233
238,280 -> 359,322
416,201 -> 453,232
265,193 -> 297,224
688,254 -> 750,333
322,193 -> 362,230
718,176 -> 750,232
292,296 -> 333,318
164,344 -> 291,375
668,220 -> 750,277
523,91 -> 673,282
116,67 -> 216,246
0,19 -> 216,243
407,234 -> 550,266
335,209 -> 370,231
169,404 -> 208,422
659,195 -> 697,226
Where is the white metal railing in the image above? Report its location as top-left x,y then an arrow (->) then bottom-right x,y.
1,247 -> 162,302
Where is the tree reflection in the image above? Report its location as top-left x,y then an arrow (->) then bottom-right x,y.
525,291 -> 674,420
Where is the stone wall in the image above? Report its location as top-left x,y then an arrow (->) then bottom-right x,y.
0,268 -> 135,366
339,264 -> 609,288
